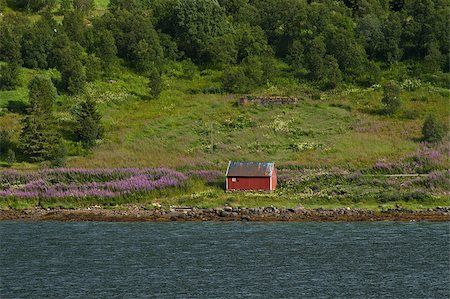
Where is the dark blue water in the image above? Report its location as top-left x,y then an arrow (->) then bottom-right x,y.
0,221 -> 449,298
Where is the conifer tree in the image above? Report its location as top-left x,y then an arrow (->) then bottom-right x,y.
75,97 -> 103,148
0,21 -> 22,90
20,76 -> 64,162
0,63 -> 21,90
56,46 -> 86,94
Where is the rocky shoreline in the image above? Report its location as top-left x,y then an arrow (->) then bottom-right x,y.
1,206 -> 449,222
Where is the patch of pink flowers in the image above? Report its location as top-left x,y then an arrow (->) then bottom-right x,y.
0,168 -> 187,199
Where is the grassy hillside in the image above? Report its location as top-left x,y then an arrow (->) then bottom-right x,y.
1,64 -> 448,171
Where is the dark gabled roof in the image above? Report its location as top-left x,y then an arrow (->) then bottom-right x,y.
226,161 -> 274,177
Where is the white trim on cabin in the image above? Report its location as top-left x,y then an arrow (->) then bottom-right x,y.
270,174 -> 273,190
225,161 -> 231,176
225,161 -> 231,190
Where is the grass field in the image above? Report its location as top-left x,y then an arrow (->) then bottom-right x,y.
1,64 -> 449,172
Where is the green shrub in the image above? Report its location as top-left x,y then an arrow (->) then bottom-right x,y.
311,91 -> 321,100
6,149 -> 16,164
381,81 -> 401,114
377,191 -> 431,203
422,115 -> 447,143
180,59 -> 198,80
7,100 -> 29,114
222,67 -> 252,93
0,130 -> 12,154
148,69 -> 163,99
401,109 -> 420,120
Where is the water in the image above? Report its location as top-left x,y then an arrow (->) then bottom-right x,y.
0,221 -> 449,299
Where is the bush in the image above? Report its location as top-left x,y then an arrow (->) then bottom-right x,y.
311,92 -> 321,100
6,149 -> 16,164
381,81 -> 401,114
148,69 -> 163,99
49,142 -> 67,167
180,59 -> 198,80
0,130 -> 12,154
422,115 -> 447,143
7,100 -> 29,114
222,67 -> 252,93
401,109 -> 420,120
377,191 -> 431,203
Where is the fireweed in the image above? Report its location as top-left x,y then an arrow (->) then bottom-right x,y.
0,168 -> 188,199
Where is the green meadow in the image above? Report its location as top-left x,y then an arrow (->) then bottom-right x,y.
2,64 -> 448,170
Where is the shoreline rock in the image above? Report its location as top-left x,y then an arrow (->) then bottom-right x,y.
0,207 -> 449,222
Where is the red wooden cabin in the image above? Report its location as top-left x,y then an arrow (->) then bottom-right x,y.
225,161 -> 277,191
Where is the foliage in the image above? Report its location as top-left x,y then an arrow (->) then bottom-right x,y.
21,15 -> 56,69
381,81 -> 401,114
96,7 -> 163,73
6,0 -> 56,12
0,0 -> 449,174
0,63 -> 21,90
222,66 -> 252,93
73,0 -> 95,14
84,54 -> 102,82
74,96 -> 103,149
171,0 -> 232,64
0,17 -> 23,65
6,148 -> 16,164
19,76 -> 64,162
0,130 -> 13,154
63,10 -> 85,45
56,46 -> 86,94
148,69 -> 163,99
422,115 -> 447,143
91,29 -> 117,72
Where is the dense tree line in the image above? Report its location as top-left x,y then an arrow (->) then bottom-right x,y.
1,0 -> 448,93
0,0 -> 448,163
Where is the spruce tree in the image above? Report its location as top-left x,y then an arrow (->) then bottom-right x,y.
19,76 -> 64,162
0,63 -> 21,90
0,22 -> 22,90
75,97 -> 103,148
56,46 -> 86,94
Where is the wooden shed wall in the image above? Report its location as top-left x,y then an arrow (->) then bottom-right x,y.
227,177 -> 273,191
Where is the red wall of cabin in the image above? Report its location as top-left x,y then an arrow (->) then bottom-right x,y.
271,168 -> 277,190
227,177 -> 271,191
